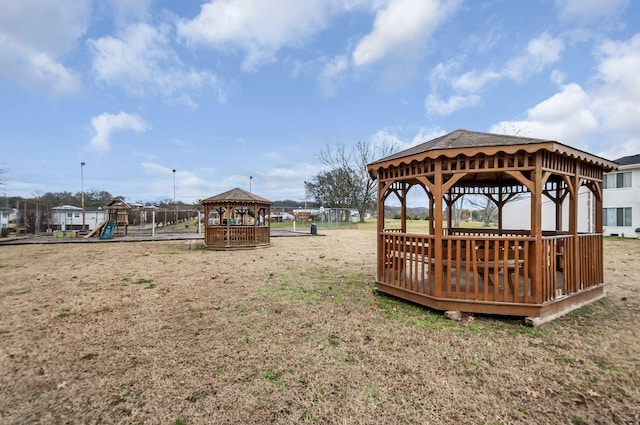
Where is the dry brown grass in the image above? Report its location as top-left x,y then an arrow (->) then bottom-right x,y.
0,231 -> 638,424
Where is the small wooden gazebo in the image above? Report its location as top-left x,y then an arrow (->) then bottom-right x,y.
202,188 -> 272,250
367,129 -> 618,325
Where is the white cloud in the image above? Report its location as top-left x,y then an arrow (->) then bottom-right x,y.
263,151 -> 282,160
141,162 -> 170,174
90,112 -> 149,153
453,33 -> 564,93
369,127 -> 446,153
177,0 -> 335,72
0,0 -> 89,94
410,127 -> 447,146
352,0 -> 460,68
425,93 -> 480,115
317,55 -> 349,97
0,0 -> 90,54
89,23 -> 226,103
140,161 -> 319,203
488,33 -> 640,159
141,162 -> 210,202
428,59 -> 462,90
556,0 -> 629,24
490,83 -> 598,149
429,32 -> 564,116
504,33 -> 564,82
258,164 -> 320,200
550,69 -> 566,85
451,69 -> 501,93
370,129 -> 405,150
591,34 -> 640,132
0,43 -> 81,95
103,0 -> 152,27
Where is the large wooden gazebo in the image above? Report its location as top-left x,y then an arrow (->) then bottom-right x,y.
202,188 -> 272,250
367,129 -> 618,325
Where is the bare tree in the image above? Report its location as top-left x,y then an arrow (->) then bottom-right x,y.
467,195 -> 498,226
304,168 -> 355,208
313,141 -> 397,222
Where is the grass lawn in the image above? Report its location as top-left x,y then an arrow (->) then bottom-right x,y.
0,230 -> 637,424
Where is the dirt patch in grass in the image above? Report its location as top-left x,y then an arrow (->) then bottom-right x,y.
0,231 -> 638,424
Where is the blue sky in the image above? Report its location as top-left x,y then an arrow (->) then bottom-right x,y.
1,0 -> 639,204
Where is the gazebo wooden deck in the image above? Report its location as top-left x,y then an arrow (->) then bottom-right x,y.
202,188 -> 272,250
367,129 -> 618,325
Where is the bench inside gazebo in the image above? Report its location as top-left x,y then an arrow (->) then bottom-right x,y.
367,129 -> 618,325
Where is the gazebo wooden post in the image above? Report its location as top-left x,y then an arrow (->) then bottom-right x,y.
544,181 -> 568,233
445,191 -> 453,234
204,203 -> 210,245
226,201 -> 231,247
428,192 -> 435,235
433,162 -> 444,297
497,187 -> 503,230
256,202 -> 259,245
377,180 -> 385,281
252,202 -> 258,245
531,153 -> 544,303
570,162 -> 581,287
594,180 -> 605,284
594,185 -> 603,232
555,190 -> 563,233
400,182 -> 408,233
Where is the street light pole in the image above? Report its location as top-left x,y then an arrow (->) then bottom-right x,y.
172,169 -> 177,223
250,176 -> 252,192
81,162 -> 85,231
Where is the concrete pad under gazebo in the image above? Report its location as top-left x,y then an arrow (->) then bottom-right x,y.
367,129 -> 618,325
201,188 -> 272,250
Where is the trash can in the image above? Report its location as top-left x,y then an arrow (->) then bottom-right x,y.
310,223 -> 317,235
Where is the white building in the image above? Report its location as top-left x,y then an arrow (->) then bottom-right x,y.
501,154 -> 640,238
51,205 -> 106,231
603,154 -> 640,237
501,190 -> 594,233
0,207 -> 16,233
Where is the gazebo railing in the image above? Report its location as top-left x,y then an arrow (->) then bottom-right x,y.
540,233 -> 602,302
578,233 -> 603,290
381,232 -> 535,303
206,226 -> 270,247
380,231 -> 604,307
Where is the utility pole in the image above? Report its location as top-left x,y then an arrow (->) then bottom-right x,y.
81,162 -> 85,231
172,169 -> 177,223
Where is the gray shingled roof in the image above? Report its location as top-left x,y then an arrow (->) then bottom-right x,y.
202,187 -> 272,204
369,128 -> 619,170
614,154 -> 640,166
371,129 -> 556,164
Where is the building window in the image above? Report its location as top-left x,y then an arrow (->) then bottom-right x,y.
67,213 -> 73,218
74,213 -> 80,218
604,207 -> 632,227
604,172 -> 631,189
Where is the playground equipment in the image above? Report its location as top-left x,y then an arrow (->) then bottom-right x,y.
99,220 -> 116,240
